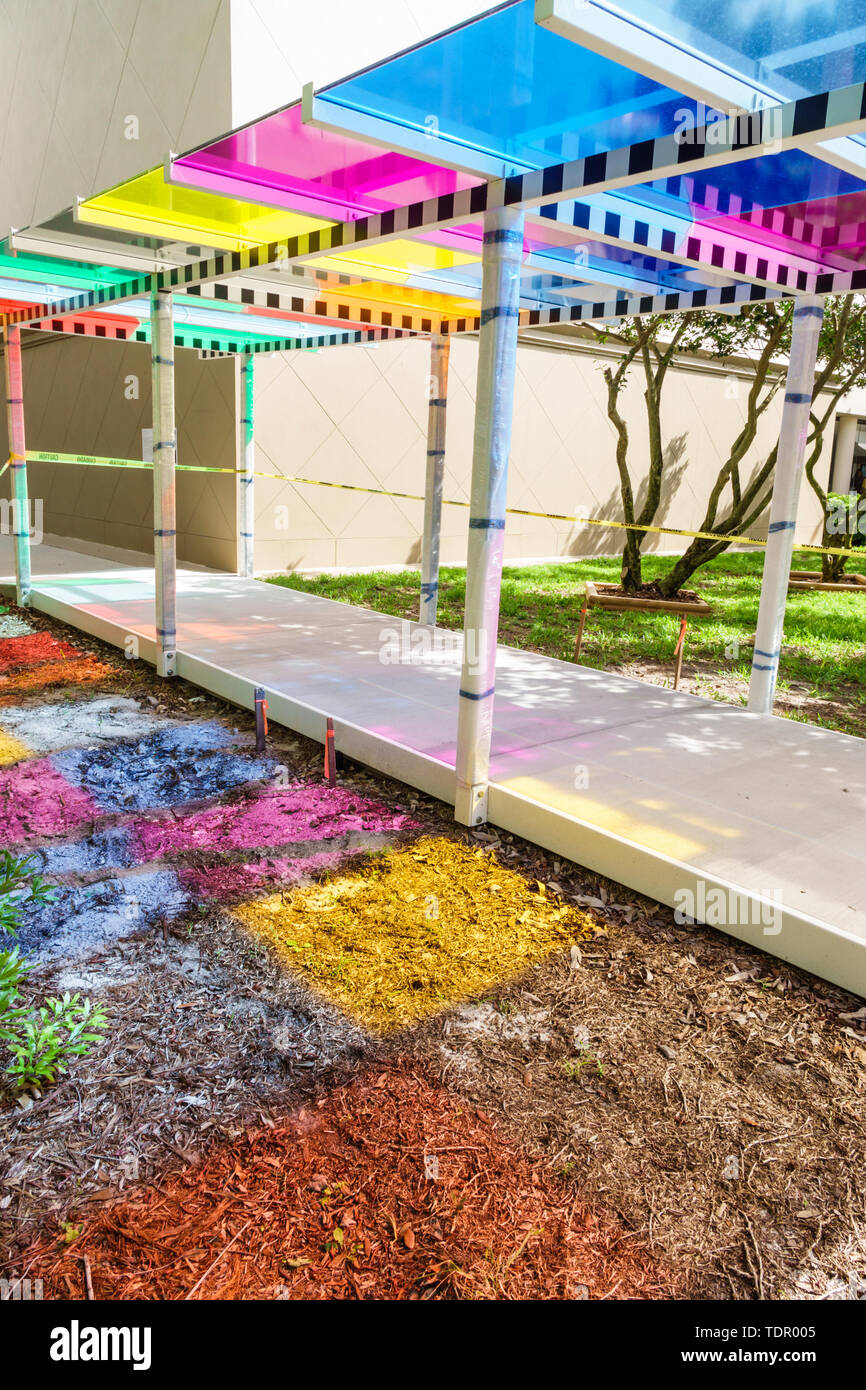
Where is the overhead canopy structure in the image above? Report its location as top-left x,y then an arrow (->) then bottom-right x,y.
2,0 -> 864,344
3,0 -> 866,992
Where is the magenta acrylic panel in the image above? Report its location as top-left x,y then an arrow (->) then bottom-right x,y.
172,102 -> 481,222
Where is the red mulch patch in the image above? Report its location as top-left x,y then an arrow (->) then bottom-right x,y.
24,1066 -> 674,1301
0,656 -> 112,699
0,632 -> 81,672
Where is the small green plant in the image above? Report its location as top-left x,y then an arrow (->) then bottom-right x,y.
0,852 -> 55,937
0,947 -> 30,1037
561,1049 -> 604,1082
5,994 -> 109,1090
1,856 -> 108,1094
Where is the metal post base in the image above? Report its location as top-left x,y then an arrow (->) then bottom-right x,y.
454,781 -> 489,827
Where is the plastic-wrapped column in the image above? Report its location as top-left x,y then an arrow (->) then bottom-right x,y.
748,296 -> 824,714
3,327 -> 31,606
239,354 -> 255,578
454,207 -> 524,826
150,288 -> 177,678
420,333 -> 450,625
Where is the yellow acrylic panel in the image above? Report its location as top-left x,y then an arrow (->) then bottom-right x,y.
320,279 -> 480,318
309,237 -> 479,281
78,169 -> 330,252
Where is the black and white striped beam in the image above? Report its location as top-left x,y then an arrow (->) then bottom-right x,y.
140,325 -> 420,356
184,279 -> 477,335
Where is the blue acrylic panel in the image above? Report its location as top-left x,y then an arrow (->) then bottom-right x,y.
322,0 -> 706,171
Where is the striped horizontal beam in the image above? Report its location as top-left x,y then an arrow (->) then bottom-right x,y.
159,325 -> 419,355
185,279 -> 478,335
440,277 -> 788,334
532,199 -> 851,298
20,310 -> 417,353
28,315 -> 137,341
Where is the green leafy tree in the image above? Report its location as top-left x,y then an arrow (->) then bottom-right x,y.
589,294 -> 866,596
802,298 -> 866,580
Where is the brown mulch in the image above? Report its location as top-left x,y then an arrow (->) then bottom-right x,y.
409,905 -> 866,1300
21,1064 -> 672,1301
2,600 -> 864,1302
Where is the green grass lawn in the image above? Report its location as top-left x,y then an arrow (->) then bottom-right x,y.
265,552 -> 866,737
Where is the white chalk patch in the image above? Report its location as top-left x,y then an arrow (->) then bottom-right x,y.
446,1000 -> 552,1044
0,695 -> 176,755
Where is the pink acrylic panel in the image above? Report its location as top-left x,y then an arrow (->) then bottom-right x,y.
172,102 -> 482,222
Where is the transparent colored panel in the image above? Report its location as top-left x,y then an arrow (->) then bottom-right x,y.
605,150 -> 866,270
309,236 -> 479,279
0,251 -> 130,291
320,0 -> 704,171
306,279 -> 481,318
173,102 -> 481,218
79,169 -> 330,252
611,0 -> 866,97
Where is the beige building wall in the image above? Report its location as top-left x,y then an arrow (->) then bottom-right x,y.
0,0 -> 235,233
0,328 -> 835,578
0,0 -> 487,232
248,332 -> 832,575
0,332 -> 237,570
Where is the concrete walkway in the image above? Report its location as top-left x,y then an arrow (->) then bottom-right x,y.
5,557 -> 865,996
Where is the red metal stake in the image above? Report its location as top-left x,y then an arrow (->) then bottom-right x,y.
324,716 -> 337,787
254,687 -> 269,752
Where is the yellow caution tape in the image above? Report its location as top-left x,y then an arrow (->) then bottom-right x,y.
17,450 -> 864,561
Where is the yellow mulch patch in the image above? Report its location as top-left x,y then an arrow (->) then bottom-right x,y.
234,836 -> 599,1031
0,729 -> 30,765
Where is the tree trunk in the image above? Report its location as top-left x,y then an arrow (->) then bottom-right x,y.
621,533 -> 643,592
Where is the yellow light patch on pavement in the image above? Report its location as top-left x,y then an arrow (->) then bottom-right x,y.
0,729 -> 31,765
234,836 -> 598,1032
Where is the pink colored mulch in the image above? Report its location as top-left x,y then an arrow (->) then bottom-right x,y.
179,849 -> 350,902
132,784 -> 416,860
0,758 -> 99,843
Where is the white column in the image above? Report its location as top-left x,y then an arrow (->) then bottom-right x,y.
454,206 -> 524,826
3,326 -> 32,607
420,333 -> 450,625
150,288 -> 177,678
830,413 -> 857,493
748,296 -> 824,715
239,353 -> 255,578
